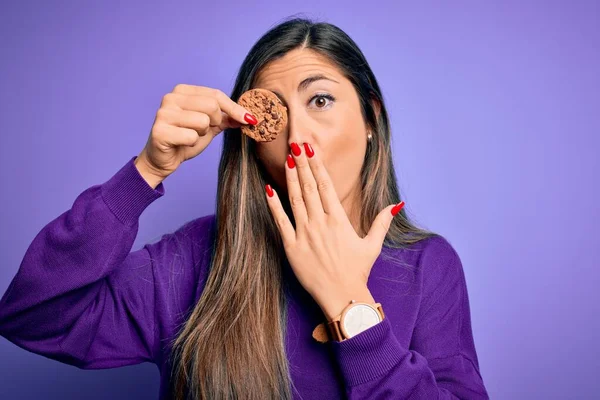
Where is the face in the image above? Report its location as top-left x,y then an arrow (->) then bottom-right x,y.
253,48 -> 370,218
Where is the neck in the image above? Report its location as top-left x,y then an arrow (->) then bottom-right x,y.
341,185 -> 364,237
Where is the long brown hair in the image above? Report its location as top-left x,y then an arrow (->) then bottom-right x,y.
169,17 -> 435,399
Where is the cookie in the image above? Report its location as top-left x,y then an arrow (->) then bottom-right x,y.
237,88 -> 287,142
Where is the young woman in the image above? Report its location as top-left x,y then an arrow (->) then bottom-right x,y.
0,18 -> 489,400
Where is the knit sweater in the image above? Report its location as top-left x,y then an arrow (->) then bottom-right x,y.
0,156 -> 489,399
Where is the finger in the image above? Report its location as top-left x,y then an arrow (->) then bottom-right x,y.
159,124 -> 202,147
162,93 -> 222,127
365,201 -> 405,247
172,84 -> 255,125
215,112 -> 243,132
265,184 -> 296,246
290,142 -> 324,220
285,153 -> 308,230
157,108 -> 210,134
302,142 -> 345,217
164,93 -> 242,134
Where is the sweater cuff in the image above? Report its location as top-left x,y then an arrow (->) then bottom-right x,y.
330,316 -> 405,387
101,156 -> 165,226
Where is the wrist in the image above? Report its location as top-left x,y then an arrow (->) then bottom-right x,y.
134,153 -> 166,190
319,287 -> 376,321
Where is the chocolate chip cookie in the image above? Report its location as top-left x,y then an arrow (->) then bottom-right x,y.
238,88 -> 287,142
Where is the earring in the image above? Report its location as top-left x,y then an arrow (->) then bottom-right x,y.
367,132 -> 372,140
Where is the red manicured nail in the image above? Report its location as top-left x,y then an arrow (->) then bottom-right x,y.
286,154 -> 296,168
303,143 -> 314,158
244,113 -> 258,125
265,184 -> 274,197
391,201 -> 405,216
290,142 -> 302,157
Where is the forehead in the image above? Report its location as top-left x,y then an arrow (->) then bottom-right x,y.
254,48 -> 343,86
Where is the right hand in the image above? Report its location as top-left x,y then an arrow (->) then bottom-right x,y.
135,84 -> 255,185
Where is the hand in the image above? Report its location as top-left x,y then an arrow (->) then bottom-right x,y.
135,84 -> 257,184
265,142 -> 405,320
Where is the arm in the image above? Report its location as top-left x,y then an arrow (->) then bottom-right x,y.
330,237 -> 489,399
0,156 -> 201,369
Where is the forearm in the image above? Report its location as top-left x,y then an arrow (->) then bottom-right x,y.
331,317 -> 489,399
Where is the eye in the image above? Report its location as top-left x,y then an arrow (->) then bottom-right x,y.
308,94 -> 335,110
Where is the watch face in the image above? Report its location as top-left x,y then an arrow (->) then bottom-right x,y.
342,304 -> 381,337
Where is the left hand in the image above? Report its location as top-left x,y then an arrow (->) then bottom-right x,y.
265,142 -> 404,320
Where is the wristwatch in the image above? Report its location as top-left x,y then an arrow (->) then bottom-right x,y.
312,300 -> 385,343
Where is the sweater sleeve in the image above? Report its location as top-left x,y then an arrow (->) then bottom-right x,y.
330,237 -> 489,399
0,156 -> 192,369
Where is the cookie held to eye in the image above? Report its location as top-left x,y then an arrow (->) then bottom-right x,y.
237,88 -> 288,142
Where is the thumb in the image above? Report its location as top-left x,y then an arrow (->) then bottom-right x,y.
365,201 -> 405,247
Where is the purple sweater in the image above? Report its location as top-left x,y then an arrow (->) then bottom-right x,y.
0,156 -> 489,399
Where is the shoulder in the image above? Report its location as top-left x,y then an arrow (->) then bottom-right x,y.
170,213 -> 216,249
146,214 -> 217,335
408,235 -> 467,319
379,234 -> 465,299
163,213 -> 216,271
380,234 -> 460,272
143,213 -> 216,284
417,235 -> 462,271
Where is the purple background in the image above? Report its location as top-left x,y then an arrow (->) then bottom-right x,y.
1,1 -> 598,399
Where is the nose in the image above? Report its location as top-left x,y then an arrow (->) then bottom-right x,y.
286,110 -> 313,147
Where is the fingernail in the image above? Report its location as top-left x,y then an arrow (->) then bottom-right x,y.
244,113 -> 258,125
290,142 -> 302,157
303,143 -> 314,158
265,184 -> 274,197
286,154 -> 296,169
391,201 -> 405,216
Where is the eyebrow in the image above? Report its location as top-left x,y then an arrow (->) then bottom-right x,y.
270,74 -> 340,107
298,74 -> 339,92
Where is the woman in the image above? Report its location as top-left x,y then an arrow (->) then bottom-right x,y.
0,18 -> 489,399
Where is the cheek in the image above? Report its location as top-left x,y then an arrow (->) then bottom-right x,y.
326,142 -> 365,191
326,111 -> 367,162
322,115 -> 367,195
256,140 -> 288,186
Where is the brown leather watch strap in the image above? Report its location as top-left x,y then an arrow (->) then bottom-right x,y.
312,322 -> 330,343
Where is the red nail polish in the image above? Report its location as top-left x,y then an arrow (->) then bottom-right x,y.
244,113 -> 258,125
303,143 -> 314,158
290,142 -> 302,157
391,201 -> 405,216
286,154 -> 296,169
265,184 -> 274,197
